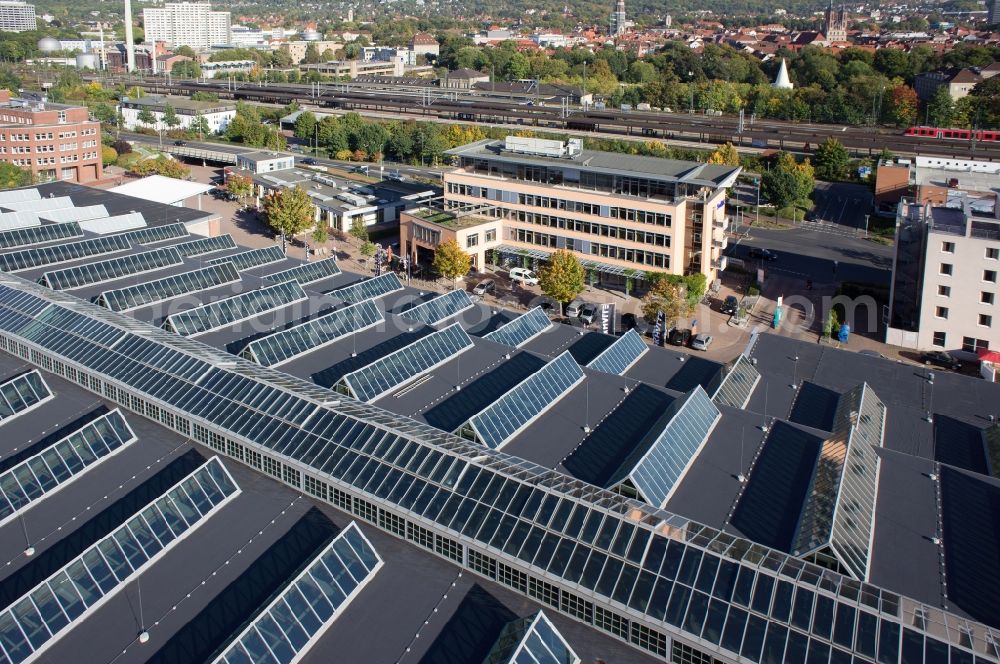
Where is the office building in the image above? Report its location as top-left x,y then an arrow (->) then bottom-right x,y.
0,180 -> 996,664
118,94 -> 236,133
0,90 -> 101,183
431,136 -> 737,287
886,156 -> 1000,356
142,1 -> 231,50
0,0 -> 34,32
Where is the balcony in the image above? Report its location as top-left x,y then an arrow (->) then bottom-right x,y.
713,218 -> 727,229
712,237 -> 728,250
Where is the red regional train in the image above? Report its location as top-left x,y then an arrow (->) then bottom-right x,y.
905,126 -> 1000,141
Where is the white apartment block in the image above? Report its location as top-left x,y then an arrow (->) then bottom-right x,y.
0,1 -> 35,32
886,159 -> 1000,357
118,95 -> 236,133
143,2 -> 230,49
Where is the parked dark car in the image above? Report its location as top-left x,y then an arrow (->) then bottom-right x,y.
720,295 -> 739,315
668,328 -> 692,346
301,157 -> 316,165
173,140 -> 186,146
921,350 -> 961,371
748,247 -> 777,261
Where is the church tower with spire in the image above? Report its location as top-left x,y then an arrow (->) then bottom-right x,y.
609,0 -> 626,36
824,0 -> 848,42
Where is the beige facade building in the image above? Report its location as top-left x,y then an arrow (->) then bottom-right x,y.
886,157 -> 1000,356
0,91 -> 102,183
411,137 -> 738,288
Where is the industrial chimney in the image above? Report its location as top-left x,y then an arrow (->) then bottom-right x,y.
124,0 -> 135,72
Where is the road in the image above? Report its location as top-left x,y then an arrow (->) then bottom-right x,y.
727,225 -> 895,286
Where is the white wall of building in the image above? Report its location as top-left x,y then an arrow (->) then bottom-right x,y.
119,105 -> 236,133
0,1 -> 35,32
143,2 -> 231,49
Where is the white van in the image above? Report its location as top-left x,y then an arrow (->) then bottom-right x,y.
509,267 -> 539,286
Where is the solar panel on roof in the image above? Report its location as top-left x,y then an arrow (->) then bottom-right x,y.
173,234 -> 237,257
0,409 -> 135,526
163,280 -> 308,336
38,205 -> 108,223
213,522 -> 382,664
0,457 -> 239,664
0,188 -> 40,204
400,288 -> 474,326
1,196 -> 74,213
264,257 -> 341,285
463,351 -> 584,450
586,328 -> 647,375
484,306 -> 551,348
242,298 -> 383,367
0,222 -> 82,249
206,245 -> 285,271
0,234 -> 132,273
0,211 -> 40,232
114,222 -> 189,245
0,370 -> 53,422
39,246 -> 184,290
609,385 -> 721,509
330,272 -> 402,304
337,322 -> 473,402
97,262 -> 241,312
78,212 -> 147,235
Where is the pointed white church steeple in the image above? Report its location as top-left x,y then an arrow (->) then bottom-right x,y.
773,59 -> 793,90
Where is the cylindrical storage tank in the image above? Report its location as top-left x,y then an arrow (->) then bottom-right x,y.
37,37 -> 60,52
75,53 -> 98,69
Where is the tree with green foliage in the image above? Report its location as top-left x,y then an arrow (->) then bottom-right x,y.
173,45 -> 196,58
762,152 -> 814,209
162,103 -> 180,130
641,278 -> 689,326
131,155 -> 190,179
432,239 -> 471,281
101,145 -> 118,167
349,217 -> 369,242
136,107 -> 156,130
312,222 -> 329,245
263,186 -> 315,245
189,114 -> 209,139
225,174 -> 253,205
360,240 -> 376,258
171,60 -> 201,79
302,43 -> 321,64
927,86 -> 955,127
191,91 -> 219,102
813,138 -> 850,181
294,111 -> 317,141
0,162 -> 30,189
538,249 -> 585,310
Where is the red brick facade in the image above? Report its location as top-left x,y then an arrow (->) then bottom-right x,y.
0,90 -> 103,184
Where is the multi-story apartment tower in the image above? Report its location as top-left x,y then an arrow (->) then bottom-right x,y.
0,1 -> 35,32
142,1 -> 230,50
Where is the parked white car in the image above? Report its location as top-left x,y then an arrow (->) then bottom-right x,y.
509,267 -> 539,286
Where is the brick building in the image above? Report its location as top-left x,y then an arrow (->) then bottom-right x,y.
0,91 -> 102,183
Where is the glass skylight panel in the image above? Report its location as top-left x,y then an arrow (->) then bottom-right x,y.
97,263 -> 241,312
338,322 -> 473,402
21,305 -> 126,348
78,212 -> 147,235
0,286 -> 48,332
206,246 -> 285,272
39,247 -> 184,290
586,329 -> 647,375
465,351 -> 584,450
173,234 -> 237,258
164,280 -> 307,336
265,257 -> 341,285
483,612 -> 581,664
214,522 -> 382,664
711,354 -> 761,409
0,409 -> 136,525
615,385 -> 721,508
484,306 -> 551,348
0,234 -> 131,273
400,289 -> 473,326
0,212 -> 40,232
0,457 -> 239,664
242,299 -> 383,367
115,222 -> 189,245
39,205 -> 108,223
0,188 -> 40,204
1,196 -> 74,213
0,370 -> 53,423
0,222 -> 82,249
329,272 -> 402,304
